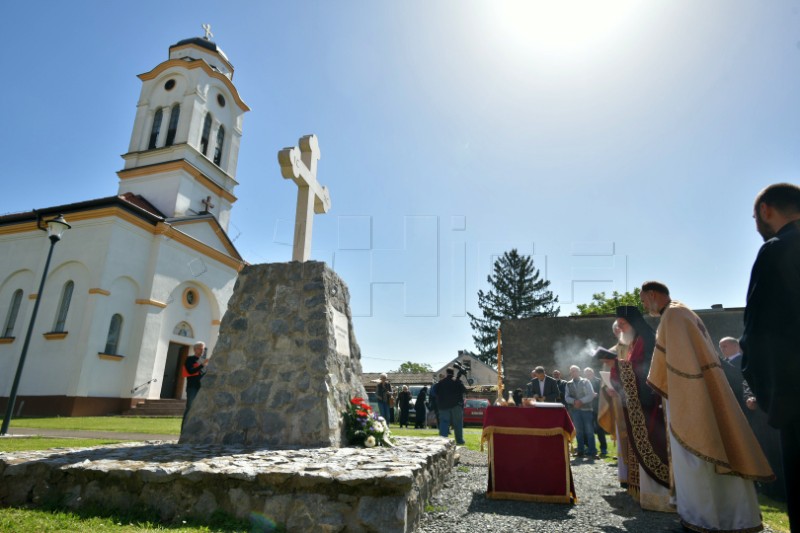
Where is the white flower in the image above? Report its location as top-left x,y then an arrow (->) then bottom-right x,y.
372,421 -> 384,433
365,436 -> 376,448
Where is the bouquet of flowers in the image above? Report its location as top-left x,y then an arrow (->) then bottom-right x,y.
343,397 -> 394,447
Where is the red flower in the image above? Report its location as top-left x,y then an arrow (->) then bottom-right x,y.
356,410 -> 369,417
351,397 -> 364,404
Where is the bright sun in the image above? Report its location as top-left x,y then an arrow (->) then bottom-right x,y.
488,0 -> 641,60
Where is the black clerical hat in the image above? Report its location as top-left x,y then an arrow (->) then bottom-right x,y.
616,306 -> 642,320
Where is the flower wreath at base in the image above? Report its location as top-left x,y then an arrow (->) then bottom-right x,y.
343,397 -> 394,447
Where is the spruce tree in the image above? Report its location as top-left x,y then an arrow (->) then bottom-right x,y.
467,249 -> 560,366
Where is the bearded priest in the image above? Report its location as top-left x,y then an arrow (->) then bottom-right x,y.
642,281 -> 774,533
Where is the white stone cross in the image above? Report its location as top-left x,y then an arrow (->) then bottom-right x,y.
202,24 -> 213,40
277,134 -> 331,262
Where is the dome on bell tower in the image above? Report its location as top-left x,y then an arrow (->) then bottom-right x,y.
169,35 -> 234,79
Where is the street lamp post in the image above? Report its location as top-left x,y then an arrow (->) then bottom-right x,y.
1,214 -> 70,436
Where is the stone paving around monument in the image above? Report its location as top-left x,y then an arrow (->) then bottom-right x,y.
1,437 -> 455,533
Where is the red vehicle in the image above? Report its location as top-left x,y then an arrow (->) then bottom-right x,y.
463,398 -> 490,426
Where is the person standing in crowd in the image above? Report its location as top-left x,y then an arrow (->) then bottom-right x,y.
741,182 -> 800,530
605,306 -> 671,512
643,281 -> 774,532
436,368 -> 467,445
182,341 -> 209,430
525,366 -> 560,402
583,367 -> 607,457
429,373 -> 443,428
414,386 -> 428,429
397,385 -> 412,428
376,373 -> 393,422
552,369 -> 567,405
388,391 -> 396,424
722,337 -> 786,502
600,319 -> 630,488
512,388 -> 523,406
564,365 -> 597,459
719,336 -> 747,413
743,380 -> 787,502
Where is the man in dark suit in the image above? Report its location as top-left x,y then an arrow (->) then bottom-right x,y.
741,183 -> 800,531
525,366 -> 560,402
553,369 -> 567,405
720,336 -> 747,414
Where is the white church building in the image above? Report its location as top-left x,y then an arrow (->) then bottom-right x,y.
0,35 -> 248,416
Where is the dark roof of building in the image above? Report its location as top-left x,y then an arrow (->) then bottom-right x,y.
170,37 -> 231,65
361,373 -> 436,389
0,193 -> 162,226
0,193 -> 242,262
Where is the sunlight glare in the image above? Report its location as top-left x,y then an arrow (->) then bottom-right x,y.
490,0 -> 641,59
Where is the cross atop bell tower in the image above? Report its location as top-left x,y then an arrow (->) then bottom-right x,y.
116,29 -> 250,232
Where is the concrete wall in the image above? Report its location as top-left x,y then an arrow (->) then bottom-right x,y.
500,307 -> 744,392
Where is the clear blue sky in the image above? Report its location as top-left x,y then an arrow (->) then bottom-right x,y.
3,1 -> 799,372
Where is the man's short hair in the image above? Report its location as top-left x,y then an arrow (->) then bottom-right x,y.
756,183 -> 800,215
533,366 -> 545,374
193,341 -> 206,349
641,281 -> 670,295
446,367 -> 455,375
719,336 -> 740,346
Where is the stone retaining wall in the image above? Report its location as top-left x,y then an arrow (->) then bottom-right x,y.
0,438 -> 455,533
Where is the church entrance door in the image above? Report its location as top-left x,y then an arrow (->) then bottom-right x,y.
160,342 -> 189,399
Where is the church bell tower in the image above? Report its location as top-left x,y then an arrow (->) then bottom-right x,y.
117,28 -> 249,231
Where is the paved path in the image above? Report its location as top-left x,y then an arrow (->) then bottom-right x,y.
3,427 -> 177,441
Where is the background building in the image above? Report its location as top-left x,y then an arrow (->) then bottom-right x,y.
500,307 -> 744,394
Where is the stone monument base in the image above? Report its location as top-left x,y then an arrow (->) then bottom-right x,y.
0,438 -> 454,533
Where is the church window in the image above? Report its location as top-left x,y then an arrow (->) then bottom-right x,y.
104,314 -> 123,354
53,280 -> 74,333
200,113 -> 212,155
213,126 -> 225,166
165,104 -> 180,146
164,79 -> 175,91
148,108 -> 163,149
173,321 -> 194,338
183,287 -> 199,309
217,94 -> 225,107
2,289 -> 23,338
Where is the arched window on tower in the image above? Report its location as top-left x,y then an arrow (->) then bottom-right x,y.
213,125 -> 225,166
148,108 -> 163,149
200,113 -> 212,155
2,289 -> 23,338
165,104 -> 180,146
104,314 -> 123,354
53,280 -> 74,333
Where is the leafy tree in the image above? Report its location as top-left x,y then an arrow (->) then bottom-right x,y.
394,361 -> 434,374
571,288 -> 643,316
467,249 -> 560,366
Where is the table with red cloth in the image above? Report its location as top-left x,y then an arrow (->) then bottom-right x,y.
481,405 -> 577,504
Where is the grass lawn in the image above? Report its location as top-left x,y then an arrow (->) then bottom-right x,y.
0,437 -> 125,452
0,506 -> 250,532
8,416 -> 181,435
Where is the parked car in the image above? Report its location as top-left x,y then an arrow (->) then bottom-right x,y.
407,385 -> 426,424
463,398 -> 490,426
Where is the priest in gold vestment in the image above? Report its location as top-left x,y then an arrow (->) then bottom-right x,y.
641,281 -> 774,533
